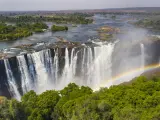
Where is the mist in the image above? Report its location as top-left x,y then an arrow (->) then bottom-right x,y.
108,26 -> 149,86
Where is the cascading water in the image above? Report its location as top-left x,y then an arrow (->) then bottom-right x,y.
17,55 -> 32,94
141,43 -> 145,72
60,48 -> 71,86
3,42 -> 144,99
53,49 -> 59,85
4,59 -> 21,100
26,49 -> 60,92
28,50 -> 51,93
87,47 -> 93,86
59,48 -> 78,89
91,43 -> 114,88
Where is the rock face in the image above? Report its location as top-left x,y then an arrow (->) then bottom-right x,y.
141,67 -> 160,78
15,44 -> 33,49
0,41 -> 84,60
99,33 -> 113,41
48,41 -> 82,49
0,53 -> 7,59
98,26 -> 120,33
0,96 -> 7,104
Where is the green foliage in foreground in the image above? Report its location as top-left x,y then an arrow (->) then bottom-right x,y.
51,25 -> 68,32
1,76 -> 160,120
0,22 -> 48,41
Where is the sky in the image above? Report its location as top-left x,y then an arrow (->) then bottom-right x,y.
0,0 -> 160,11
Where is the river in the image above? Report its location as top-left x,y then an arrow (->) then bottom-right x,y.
0,14 -> 146,50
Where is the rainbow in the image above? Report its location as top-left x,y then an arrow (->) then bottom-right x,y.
95,63 -> 160,90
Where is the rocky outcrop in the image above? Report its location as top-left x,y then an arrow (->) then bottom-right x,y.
0,41 -> 84,60
97,26 -> 120,41
98,26 -> 120,33
0,96 -> 7,104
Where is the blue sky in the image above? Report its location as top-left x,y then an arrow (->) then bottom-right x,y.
0,0 -> 160,11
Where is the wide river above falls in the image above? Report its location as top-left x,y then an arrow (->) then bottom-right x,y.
1,14 -> 158,50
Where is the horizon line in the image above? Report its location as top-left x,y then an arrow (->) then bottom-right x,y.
0,7 -> 160,12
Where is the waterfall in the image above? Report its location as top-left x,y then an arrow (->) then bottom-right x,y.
87,47 -> 93,86
42,49 -> 55,85
81,48 -> 86,84
59,48 -> 78,88
79,43 -> 115,88
56,43 -> 115,89
17,55 -> 32,94
92,43 -> 114,88
3,43 -> 116,98
61,48 -> 70,86
27,54 -> 36,85
4,59 -> 21,100
141,43 -> 145,72
53,49 -> 59,85
29,50 -> 50,93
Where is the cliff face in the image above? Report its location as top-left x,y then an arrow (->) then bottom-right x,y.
143,40 -> 160,64
0,46 -> 81,98
0,59 -> 10,97
112,38 -> 160,77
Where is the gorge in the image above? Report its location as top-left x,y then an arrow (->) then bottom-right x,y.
1,36 -> 160,100
0,14 -> 160,101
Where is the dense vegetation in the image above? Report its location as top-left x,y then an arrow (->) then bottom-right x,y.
51,25 -> 68,32
0,22 -> 48,41
136,17 -> 160,30
0,13 -> 93,24
0,76 -> 160,120
0,13 -> 93,41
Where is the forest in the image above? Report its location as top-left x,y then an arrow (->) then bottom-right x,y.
0,13 -> 93,24
0,13 -> 93,41
51,25 -> 68,32
135,16 -> 160,30
0,75 -> 160,120
0,22 -> 48,41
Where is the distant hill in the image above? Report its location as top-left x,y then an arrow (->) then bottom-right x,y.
104,7 -> 160,13
1,7 -> 160,15
53,7 -> 160,13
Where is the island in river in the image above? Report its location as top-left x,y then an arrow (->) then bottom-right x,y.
0,13 -> 93,41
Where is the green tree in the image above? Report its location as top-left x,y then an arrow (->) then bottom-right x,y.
51,25 -> 68,32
